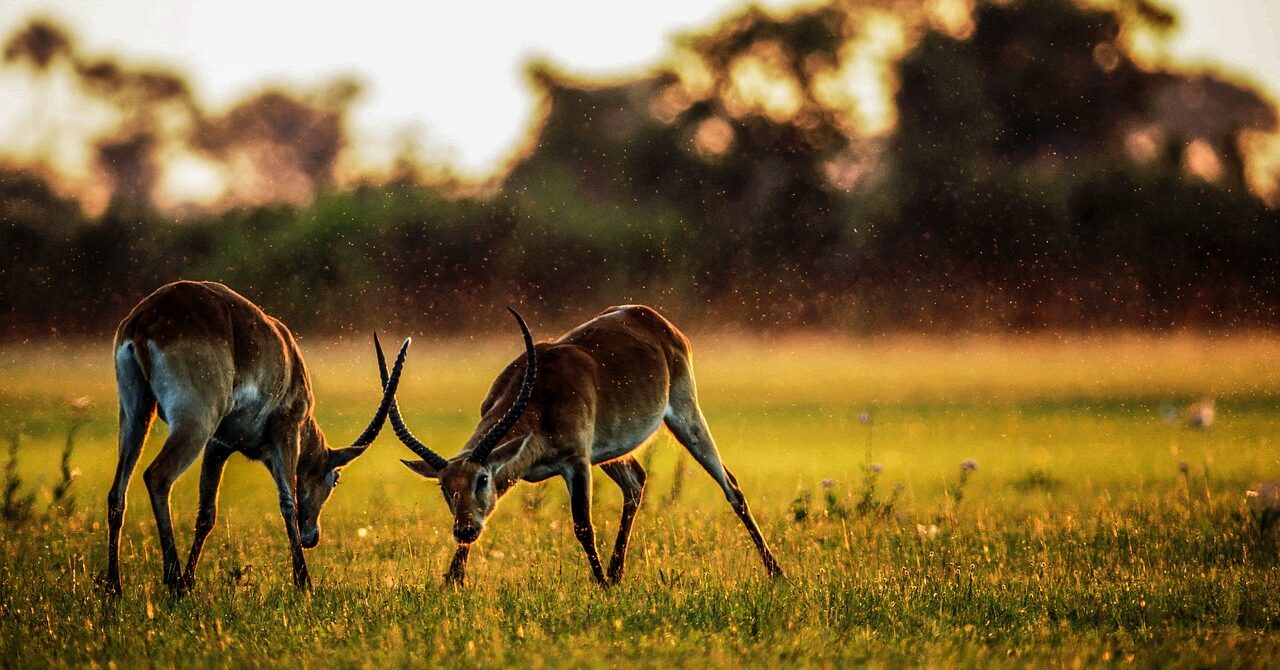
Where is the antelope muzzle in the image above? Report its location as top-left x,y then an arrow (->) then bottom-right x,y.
453,523 -> 481,545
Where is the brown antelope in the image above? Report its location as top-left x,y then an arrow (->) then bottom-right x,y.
381,305 -> 782,586
106,280 -> 410,594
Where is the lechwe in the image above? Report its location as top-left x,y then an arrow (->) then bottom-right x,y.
107,280 -> 410,594
382,305 -> 782,586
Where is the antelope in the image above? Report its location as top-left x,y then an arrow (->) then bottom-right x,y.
382,305 -> 782,586
105,280 -> 410,594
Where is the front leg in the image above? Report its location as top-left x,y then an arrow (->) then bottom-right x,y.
265,444 -> 311,590
565,463 -> 607,585
444,544 -> 470,587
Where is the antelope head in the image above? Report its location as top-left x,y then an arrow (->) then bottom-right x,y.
378,309 -> 536,546
297,337 -> 412,548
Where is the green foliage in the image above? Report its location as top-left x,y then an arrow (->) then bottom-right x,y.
1,432 -> 36,524
789,489 -> 811,523
5,0 -> 1278,335
1,418 -> 80,525
1014,468 -> 1064,493
949,460 -> 980,511
853,467 -> 902,519
1,336 -> 1279,666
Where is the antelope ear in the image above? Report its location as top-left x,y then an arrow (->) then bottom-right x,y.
401,458 -> 441,479
327,446 -> 366,470
485,434 -> 533,470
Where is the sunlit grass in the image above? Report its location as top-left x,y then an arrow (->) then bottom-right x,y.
1,334 -> 1279,668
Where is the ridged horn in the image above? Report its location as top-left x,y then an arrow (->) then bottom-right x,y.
468,307 -> 537,463
348,336 -> 411,449
375,332 -> 449,471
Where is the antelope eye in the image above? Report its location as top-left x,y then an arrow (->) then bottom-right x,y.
477,473 -> 490,489
331,472 -> 341,486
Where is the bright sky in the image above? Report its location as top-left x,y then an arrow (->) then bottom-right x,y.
0,0 -> 1277,185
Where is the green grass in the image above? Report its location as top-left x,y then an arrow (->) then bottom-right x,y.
2,333 -> 1280,668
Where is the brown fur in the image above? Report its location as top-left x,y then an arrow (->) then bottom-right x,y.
105,281 -> 404,594
397,305 -> 783,586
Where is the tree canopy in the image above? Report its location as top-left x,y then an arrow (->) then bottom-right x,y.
1,0 -> 1277,335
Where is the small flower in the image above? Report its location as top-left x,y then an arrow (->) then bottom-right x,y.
857,412 -> 872,425
960,459 -> 979,473
820,478 -> 836,489
488,550 -> 505,560
868,463 -> 883,474
356,527 -> 370,539
916,523 -> 940,540
69,396 -> 93,410
1177,461 -> 1190,475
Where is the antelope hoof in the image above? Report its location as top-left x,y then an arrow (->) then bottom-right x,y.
163,570 -> 189,596
443,571 -> 466,588
95,571 -> 122,598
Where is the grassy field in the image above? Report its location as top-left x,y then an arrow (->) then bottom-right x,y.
2,333 -> 1280,668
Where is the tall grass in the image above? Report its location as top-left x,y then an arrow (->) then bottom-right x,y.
0,334 -> 1278,668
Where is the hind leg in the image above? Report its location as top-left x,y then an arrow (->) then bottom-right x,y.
143,416 -> 216,592
179,442 -> 232,590
105,346 -> 157,595
600,457 -> 646,584
105,399 -> 155,595
664,371 -> 783,577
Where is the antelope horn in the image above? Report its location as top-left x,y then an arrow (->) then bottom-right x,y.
375,332 -> 449,471
469,307 -> 537,463
348,336 -> 411,449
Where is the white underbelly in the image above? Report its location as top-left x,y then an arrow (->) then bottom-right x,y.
591,415 -> 664,464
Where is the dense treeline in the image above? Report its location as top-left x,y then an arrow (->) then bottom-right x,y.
1,0 -> 1278,336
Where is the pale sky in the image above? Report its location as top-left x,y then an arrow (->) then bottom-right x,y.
0,0 -> 1277,190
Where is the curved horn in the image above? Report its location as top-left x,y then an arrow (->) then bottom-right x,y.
468,307 -> 537,463
375,332 -> 449,471
349,336 -> 411,449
